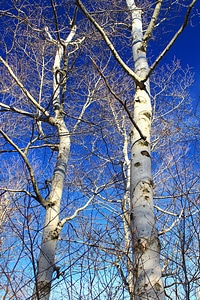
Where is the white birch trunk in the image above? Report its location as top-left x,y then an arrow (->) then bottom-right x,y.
32,28 -> 75,299
32,120 -> 70,300
122,132 -> 134,299
126,1 -> 165,299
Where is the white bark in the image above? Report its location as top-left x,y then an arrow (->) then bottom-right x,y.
110,103 -> 134,298
126,1 -> 165,299
32,119 -> 70,300
32,27 -> 75,300
121,127 -> 134,298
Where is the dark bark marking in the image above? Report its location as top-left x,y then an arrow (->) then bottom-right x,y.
143,111 -> 151,119
141,150 -> 150,157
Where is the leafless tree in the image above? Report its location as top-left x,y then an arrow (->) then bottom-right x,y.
0,0 -> 199,299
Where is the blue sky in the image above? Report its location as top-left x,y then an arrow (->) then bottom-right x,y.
165,3 -> 200,99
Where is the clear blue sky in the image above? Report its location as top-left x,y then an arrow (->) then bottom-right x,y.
165,3 -> 200,99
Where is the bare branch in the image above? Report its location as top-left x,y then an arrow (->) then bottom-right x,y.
0,129 -> 46,207
0,56 -> 50,118
142,0 -> 163,50
90,57 -> 146,140
58,194 -> 95,227
50,0 -> 61,42
0,102 -> 35,118
159,209 -> 184,235
154,205 -> 179,217
76,0 -> 142,83
146,0 -> 197,80
0,188 -> 38,201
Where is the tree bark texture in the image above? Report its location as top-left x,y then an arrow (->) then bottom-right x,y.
32,118 -> 70,300
126,1 -> 165,299
32,31 -> 73,299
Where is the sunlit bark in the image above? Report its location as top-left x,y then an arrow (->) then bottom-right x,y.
32,119 -> 70,300
32,27 -> 74,300
126,0 -> 165,299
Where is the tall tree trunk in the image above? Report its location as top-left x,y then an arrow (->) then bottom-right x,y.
32,118 -> 70,300
126,1 -> 165,299
32,27 -> 75,299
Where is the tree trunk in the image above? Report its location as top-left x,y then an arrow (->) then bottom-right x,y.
126,1 -> 165,299
32,118 -> 70,300
32,28 -> 73,299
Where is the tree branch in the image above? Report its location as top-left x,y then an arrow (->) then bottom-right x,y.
0,129 -> 46,207
0,102 -> 35,118
142,0 -> 163,50
0,188 -> 38,201
158,208 -> 184,235
145,0 -> 197,80
76,0 -> 142,83
0,56 -> 49,118
90,57 -> 146,140
58,194 -> 95,228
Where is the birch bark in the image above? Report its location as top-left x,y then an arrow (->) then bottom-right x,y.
126,0 -> 165,299
32,28 -> 75,300
32,119 -> 70,300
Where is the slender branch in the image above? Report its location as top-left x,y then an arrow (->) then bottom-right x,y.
0,56 -> 49,117
57,176 -> 108,230
76,0 -> 142,83
159,209 -> 184,235
154,205 -> 179,217
0,102 -> 35,118
0,129 -> 46,207
142,0 -> 163,50
0,188 -> 38,201
145,0 -> 197,80
0,143 -> 58,154
154,96 -> 185,120
58,194 -> 95,227
50,0 -> 61,42
70,5 -> 78,27
72,70 -> 104,133
0,10 -> 43,33
90,57 -> 146,140
154,190 -> 200,199
63,111 -> 98,127
115,263 -> 129,287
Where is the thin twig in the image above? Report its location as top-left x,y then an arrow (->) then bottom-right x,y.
90,57 -> 146,140
146,0 -> 197,80
76,0 -> 142,84
0,129 -> 46,207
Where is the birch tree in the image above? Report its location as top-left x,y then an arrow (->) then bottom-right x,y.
0,1 -> 199,300
0,1 -> 100,299
126,1 -> 164,298
0,27 -> 72,300
76,0 -> 197,299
